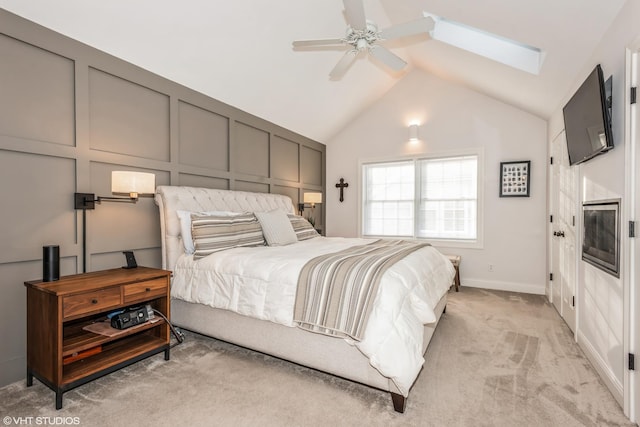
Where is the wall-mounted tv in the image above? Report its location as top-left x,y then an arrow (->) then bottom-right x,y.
562,64 -> 614,166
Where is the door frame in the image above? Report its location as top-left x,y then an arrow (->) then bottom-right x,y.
624,36 -> 640,422
548,131 -> 558,304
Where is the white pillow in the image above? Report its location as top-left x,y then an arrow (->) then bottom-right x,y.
255,210 -> 298,246
176,209 -> 238,254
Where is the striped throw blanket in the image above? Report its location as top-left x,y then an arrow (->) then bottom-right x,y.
294,239 -> 429,341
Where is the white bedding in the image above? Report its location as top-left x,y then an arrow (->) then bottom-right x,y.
172,236 -> 455,394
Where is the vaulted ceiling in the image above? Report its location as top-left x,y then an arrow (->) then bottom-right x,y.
0,0 -> 628,142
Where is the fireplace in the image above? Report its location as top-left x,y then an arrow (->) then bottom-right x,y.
582,199 -> 620,277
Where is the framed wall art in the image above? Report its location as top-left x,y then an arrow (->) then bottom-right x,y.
500,160 -> 530,197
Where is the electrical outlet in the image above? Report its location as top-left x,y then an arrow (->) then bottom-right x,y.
488,264 -> 494,272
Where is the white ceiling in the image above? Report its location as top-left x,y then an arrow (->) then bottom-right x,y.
0,0 -> 628,142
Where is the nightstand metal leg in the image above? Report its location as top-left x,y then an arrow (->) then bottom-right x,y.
164,348 -> 170,361
26,369 -> 33,387
55,391 -> 63,410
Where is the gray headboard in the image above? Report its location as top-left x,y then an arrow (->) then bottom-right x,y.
154,186 -> 295,271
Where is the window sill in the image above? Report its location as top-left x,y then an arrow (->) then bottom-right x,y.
427,238 -> 483,250
361,235 -> 483,250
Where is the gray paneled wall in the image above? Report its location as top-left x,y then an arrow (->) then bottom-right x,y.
0,10 -> 325,387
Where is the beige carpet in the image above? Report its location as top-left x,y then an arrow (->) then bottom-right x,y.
0,288 -> 633,426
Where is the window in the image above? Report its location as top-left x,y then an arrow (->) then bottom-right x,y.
361,153 -> 481,246
418,156 -> 477,239
363,161 -> 414,236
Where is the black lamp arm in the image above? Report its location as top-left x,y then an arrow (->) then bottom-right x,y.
298,202 -> 319,216
96,195 -> 138,203
74,192 -> 138,210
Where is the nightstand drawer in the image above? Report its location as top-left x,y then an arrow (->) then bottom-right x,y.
63,288 -> 122,319
123,278 -> 167,303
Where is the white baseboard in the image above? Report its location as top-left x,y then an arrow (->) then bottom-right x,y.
577,330 -> 624,407
462,278 -> 545,295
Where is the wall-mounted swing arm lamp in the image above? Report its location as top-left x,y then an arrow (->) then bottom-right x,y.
74,171 -> 156,209
298,192 -> 323,216
74,171 -> 155,272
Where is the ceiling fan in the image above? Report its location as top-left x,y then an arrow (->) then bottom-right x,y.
292,0 -> 434,79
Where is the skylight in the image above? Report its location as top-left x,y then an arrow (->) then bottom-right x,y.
424,12 -> 545,75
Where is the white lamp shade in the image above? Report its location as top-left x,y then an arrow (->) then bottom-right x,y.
303,192 -> 323,204
111,171 -> 155,196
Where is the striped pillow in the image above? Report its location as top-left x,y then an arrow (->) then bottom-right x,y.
191,212 -> 265,260
177,209 -> 238,254
288,214 -> 320,241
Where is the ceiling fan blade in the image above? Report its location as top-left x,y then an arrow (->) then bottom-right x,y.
368,45 -> 407,71
379,17 -> 435,40
329,50 -> 359,79
343,0 -> 367,30
292,38 -> 344,48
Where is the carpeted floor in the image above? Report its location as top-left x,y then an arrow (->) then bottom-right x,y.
0,288 -> 633,426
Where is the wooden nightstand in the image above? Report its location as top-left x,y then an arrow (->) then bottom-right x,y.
25,266 -> 171,409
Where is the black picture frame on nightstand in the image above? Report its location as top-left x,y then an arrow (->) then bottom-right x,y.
500,160 -> 530,197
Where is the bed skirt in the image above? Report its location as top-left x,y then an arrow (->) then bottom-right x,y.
170,292 -> 447,397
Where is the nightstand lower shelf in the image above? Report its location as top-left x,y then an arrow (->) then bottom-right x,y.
63,318 -> 166,357
63,334 -> 169,383
29,335 -> 169,410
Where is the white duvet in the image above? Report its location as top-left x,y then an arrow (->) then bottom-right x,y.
171,236 -> 455,395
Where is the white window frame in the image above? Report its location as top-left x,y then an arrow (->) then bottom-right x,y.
358,148 -> 484,250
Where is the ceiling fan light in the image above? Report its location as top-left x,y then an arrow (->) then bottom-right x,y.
293,0 -> 426,79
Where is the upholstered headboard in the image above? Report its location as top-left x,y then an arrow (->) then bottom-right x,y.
155,186 -> 296,271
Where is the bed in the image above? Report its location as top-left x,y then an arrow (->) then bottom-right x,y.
154,185 -> 455,412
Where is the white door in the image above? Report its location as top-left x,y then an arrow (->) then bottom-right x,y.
558,131 -> 577,333
550,131 -> 577,333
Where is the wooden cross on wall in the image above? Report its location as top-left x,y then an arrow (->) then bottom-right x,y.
335,178 -> 349,202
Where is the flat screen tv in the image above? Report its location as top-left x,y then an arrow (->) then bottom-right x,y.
562,64 -> 614,166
